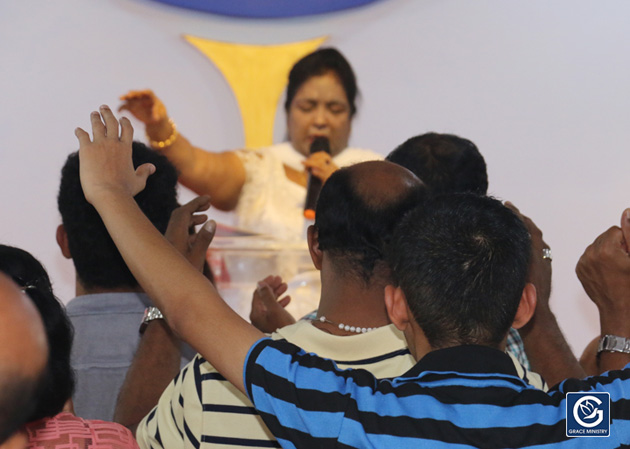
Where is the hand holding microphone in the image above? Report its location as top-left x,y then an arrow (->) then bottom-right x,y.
303,137 -> 332,220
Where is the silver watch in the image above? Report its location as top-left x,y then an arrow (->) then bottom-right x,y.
597,334 -> 630,354
139,306 -> 164,334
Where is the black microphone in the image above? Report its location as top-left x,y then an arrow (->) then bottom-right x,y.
303,137 -> 330,220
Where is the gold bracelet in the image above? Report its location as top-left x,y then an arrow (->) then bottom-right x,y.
148,118 -> 178,149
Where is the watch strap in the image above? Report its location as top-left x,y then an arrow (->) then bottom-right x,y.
139,306 -> 164,334
597,334 -> 630,354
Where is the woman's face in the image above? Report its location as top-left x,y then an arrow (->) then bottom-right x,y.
287,72 -> 352,157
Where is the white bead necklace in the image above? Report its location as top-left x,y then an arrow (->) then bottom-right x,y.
315,316 -> 375,334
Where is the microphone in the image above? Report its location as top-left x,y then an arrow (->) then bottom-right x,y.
303,137 -> 330,220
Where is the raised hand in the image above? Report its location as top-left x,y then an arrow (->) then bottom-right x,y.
119,89 -> 168,126
165,196 -> 216,272
250,275 -> 295,333
75,105 -> 155,204
576,209 -> 630,328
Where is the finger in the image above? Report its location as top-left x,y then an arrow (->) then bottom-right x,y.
135,163 -> 156,189
190,214 -> 209,226
274,282 -> 288,297
99,105 -> 120,139
187,220 -> 216,271
621,209 -> 630,253
181,196 -> 211,214
75,127 -> 92,146
90,111 -> 106,140
278,296 -> 291,308
120,117 -> 134,144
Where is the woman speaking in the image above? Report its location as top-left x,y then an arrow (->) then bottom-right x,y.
119,48 -> 381,241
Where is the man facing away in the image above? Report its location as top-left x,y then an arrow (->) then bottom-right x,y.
78,106 -> 630,448
57,142 -> 192,420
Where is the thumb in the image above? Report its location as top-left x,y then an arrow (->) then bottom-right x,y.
621,209 -> 630,253
131,163 -> 156,195
189,220 -> 216,270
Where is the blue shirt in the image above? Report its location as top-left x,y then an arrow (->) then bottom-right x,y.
66,292 -> 194,420
245,338 -> 630,448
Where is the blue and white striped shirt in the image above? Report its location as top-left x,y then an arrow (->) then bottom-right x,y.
245,339 -> 630,448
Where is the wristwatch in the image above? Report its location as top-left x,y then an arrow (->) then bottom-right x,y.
597,334 -> 630,355
139,306 -> 164,334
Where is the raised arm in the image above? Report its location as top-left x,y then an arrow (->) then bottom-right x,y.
119,90 -> 245,210
576,209 -> 630,373
506,202 -> 585,385
76,105 -> 263,393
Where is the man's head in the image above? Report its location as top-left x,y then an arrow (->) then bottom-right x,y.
387,194 -> 533,350
0,245 -> 74,422
386,133 -> 488,195
311,160 -> 426,285
57,142 -> 178,291
0,273 -> 47,446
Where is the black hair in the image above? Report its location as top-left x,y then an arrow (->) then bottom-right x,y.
389,194 -> 531,348
284,47 -> 358,117
315,162 -> 426,284
0,245 -> 74,421
57,142 -> 179,290
386,133 -> 488,195
0,375 -> 40,442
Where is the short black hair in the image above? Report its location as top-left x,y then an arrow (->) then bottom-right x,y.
389,194 -> 531,348
386,133 -> 488,195
315,161 -> 426,284
284,47 -> 358,117
58,142 -> 179,289
0,245 -> 73,421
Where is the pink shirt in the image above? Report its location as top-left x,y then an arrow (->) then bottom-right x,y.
26,412 -> 139,449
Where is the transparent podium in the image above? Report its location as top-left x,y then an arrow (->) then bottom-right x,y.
206,231 -> 320,322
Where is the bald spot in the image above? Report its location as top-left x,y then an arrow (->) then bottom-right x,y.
0,274 -> 48,379
347,160 -> 424,210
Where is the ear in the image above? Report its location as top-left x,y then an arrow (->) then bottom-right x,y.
385,285 -> 412,332
307,225 -> 322,270
56,224 -> 72,259
512,282 -> 537,329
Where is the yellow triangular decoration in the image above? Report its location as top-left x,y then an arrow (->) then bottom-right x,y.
184,35 -> 328,149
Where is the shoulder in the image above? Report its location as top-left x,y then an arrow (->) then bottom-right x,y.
333,148 -> 384,167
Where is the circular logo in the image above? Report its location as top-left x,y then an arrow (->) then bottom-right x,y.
149,0 -> 382,18
573,395 -> 604,428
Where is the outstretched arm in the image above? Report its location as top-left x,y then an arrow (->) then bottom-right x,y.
76,105 -> 263,393
576,209 -> 630,373
506,202 -> 585,385
119,90 -> 246,210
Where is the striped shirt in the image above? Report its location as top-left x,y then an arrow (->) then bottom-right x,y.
135,321 -> 414,449
136,322 -> 545,449
245,339 -> 630,448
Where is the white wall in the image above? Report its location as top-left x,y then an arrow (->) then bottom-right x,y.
2,0 -> 629,356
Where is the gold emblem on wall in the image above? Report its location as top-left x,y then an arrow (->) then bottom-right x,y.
185,35 -> 327,149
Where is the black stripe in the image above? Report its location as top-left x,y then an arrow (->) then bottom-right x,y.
184,419 -> 200,449
169,402 -> 183,438
193,356 -> 204,401
203,403 -> 258,415
332,348 -> 411,366
201,372 -> 227,381
154,426 -> 163,448
146,407 -> 156,424
201,435 -> 281,447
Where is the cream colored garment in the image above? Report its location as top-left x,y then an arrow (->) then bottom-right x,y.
234,142 -> 382,241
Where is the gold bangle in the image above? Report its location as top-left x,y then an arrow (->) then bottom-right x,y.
148,118 -> 178,149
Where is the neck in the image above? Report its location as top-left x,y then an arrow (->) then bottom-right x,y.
315,258 -> 391,336
75,278 -> 143,297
